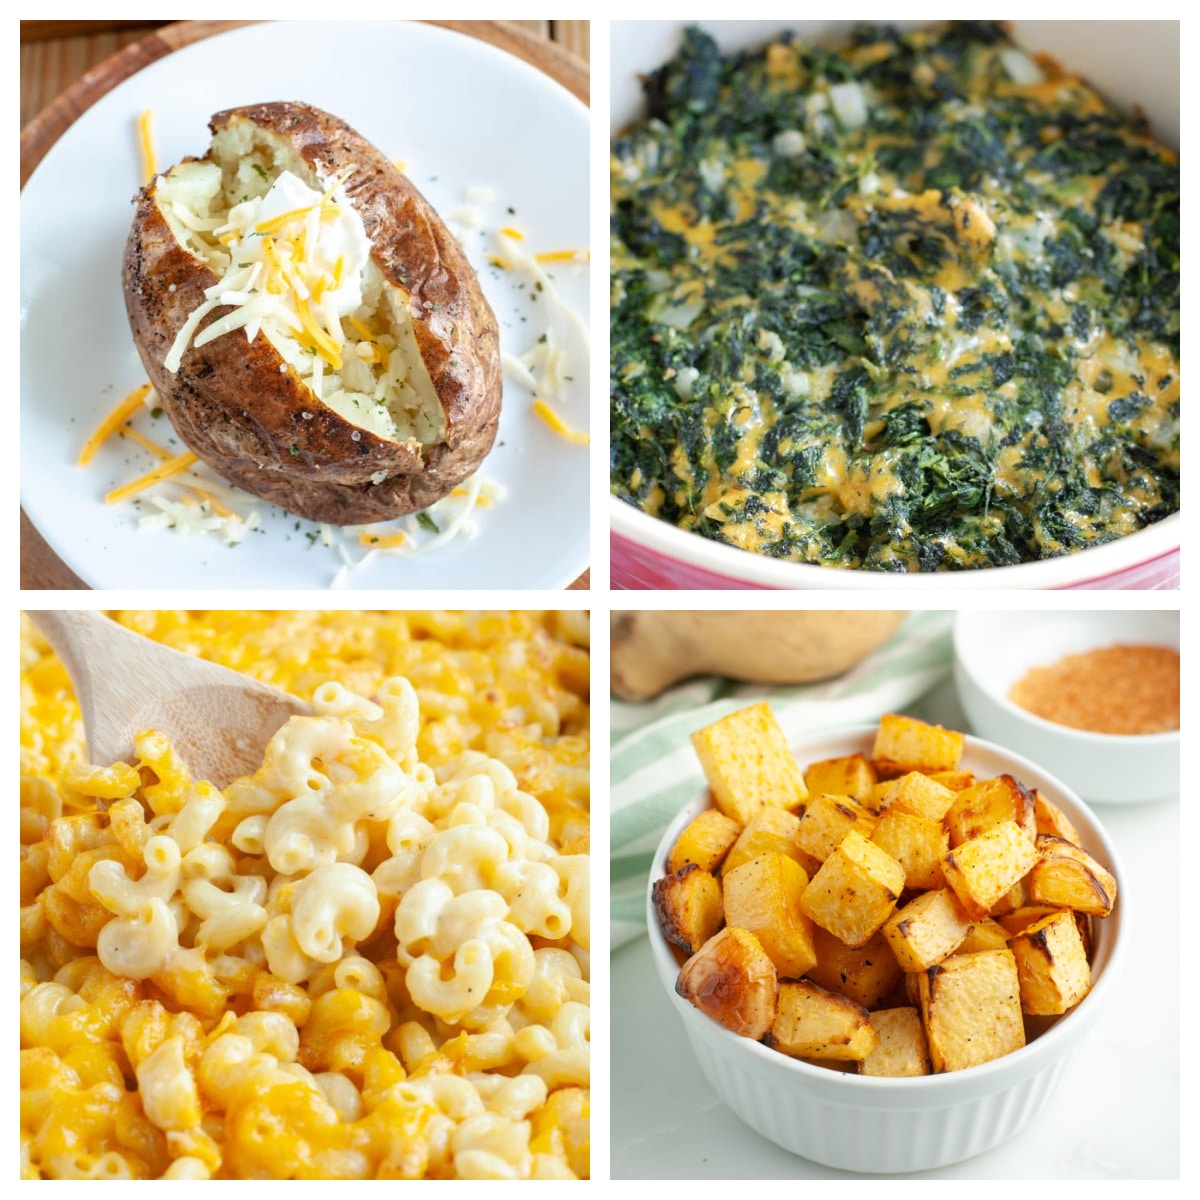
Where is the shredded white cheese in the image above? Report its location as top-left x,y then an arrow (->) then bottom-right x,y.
137,494 -> 261,546
164,170 -> 370,374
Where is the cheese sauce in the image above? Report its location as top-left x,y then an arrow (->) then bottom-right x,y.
610,22 -> 1179,571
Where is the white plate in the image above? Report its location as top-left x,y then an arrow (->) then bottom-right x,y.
21,20 -> 590,590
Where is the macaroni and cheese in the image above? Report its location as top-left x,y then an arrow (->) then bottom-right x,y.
20,611 -> 590,1179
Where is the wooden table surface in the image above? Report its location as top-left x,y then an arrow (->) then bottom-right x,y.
20,20 -> 590,592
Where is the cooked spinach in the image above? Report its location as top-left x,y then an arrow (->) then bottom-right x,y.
611,22 -> 1179,571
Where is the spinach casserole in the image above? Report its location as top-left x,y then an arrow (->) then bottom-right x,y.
610,22 -> 1179,571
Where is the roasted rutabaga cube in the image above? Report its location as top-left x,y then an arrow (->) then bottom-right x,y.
764,979 -> 878,1062
945,774 -> 1036,847
941,820 -> 1039,920
1030,836 -> 1118,917
988,872 -> 1033,917
871,808 -> 949,891
956,916 -> 1012,955
872,714 -> 964,777
997,904 -> 1062,936
689,702 -> 808,824
1009,910 -> 1091,1015
652,864 -> 723,956
795,792 -> 877,862
918,948 -> 1026,1072
799,830 -> 904,948
721,806 -> 818,877
882,887 -> 974,972
805,926 -> 903,1010
722,852 -> 816,979
667,809 -> 742,876
928,769 -> 976,792
861,1007 -> 931,1077
803,753 -> 878,807
879,771 -> 958,822
676,927 -> 778,1039
1033,792 -> 1083,847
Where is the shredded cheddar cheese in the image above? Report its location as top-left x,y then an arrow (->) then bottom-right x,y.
357,530 -> 408,549
138,109 -> 156,184
533,249 -> 590,264
346,315 -> 375,342
105,452 -> 199,506
163,168 -> 369,377
184,487 -> 235,519
78,385 -> 154,466
114,426 -> 172,461
534,400 -> 590,445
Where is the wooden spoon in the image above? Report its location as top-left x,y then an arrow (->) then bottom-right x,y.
28,610 -> 312,788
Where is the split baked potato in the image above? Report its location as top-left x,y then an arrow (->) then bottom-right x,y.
123,102 -> 501,524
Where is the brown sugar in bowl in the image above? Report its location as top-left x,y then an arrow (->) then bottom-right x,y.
954,612 -> 1179,805
1009,645 -> 1179,736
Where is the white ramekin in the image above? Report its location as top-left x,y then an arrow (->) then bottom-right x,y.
646,726 -> 1125,1174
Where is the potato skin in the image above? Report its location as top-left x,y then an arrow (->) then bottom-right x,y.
122,102 -> 501,524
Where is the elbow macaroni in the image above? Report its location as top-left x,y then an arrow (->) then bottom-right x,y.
19,611 -> 590,1180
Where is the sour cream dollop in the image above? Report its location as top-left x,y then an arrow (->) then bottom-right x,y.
164,169 -> 372,374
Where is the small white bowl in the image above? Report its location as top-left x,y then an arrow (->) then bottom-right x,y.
954,611 -> 1179,805
646,726 -> 1125,1175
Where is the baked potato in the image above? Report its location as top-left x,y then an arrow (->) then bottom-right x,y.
123,102 -> 501,524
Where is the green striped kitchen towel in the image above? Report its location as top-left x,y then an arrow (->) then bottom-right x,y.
610,610 -> 954,952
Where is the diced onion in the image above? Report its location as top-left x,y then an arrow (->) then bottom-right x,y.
772,130 -> 807,158
673,366 -> 701,400
828,81 -> 868,130
657,300 -> 705,331
999,48 -> 1045,86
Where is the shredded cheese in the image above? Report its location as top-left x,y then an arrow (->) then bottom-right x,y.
184,486 -> 234,518
493,227 -> 590,453
137,493 -> 260,545
533,249 -> 590,264
138,109 -> 156,184
114,426 -> 172,461
347,315 -> 375,342
357,531 -> 408,549
164,169 -> 368,375
501,352 -> 539,392
78,385 -> 154,465
105,452 -> 198,505
533,400 -> 590,445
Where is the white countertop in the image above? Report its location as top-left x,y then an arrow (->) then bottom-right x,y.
610,678 -> 1180,1179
